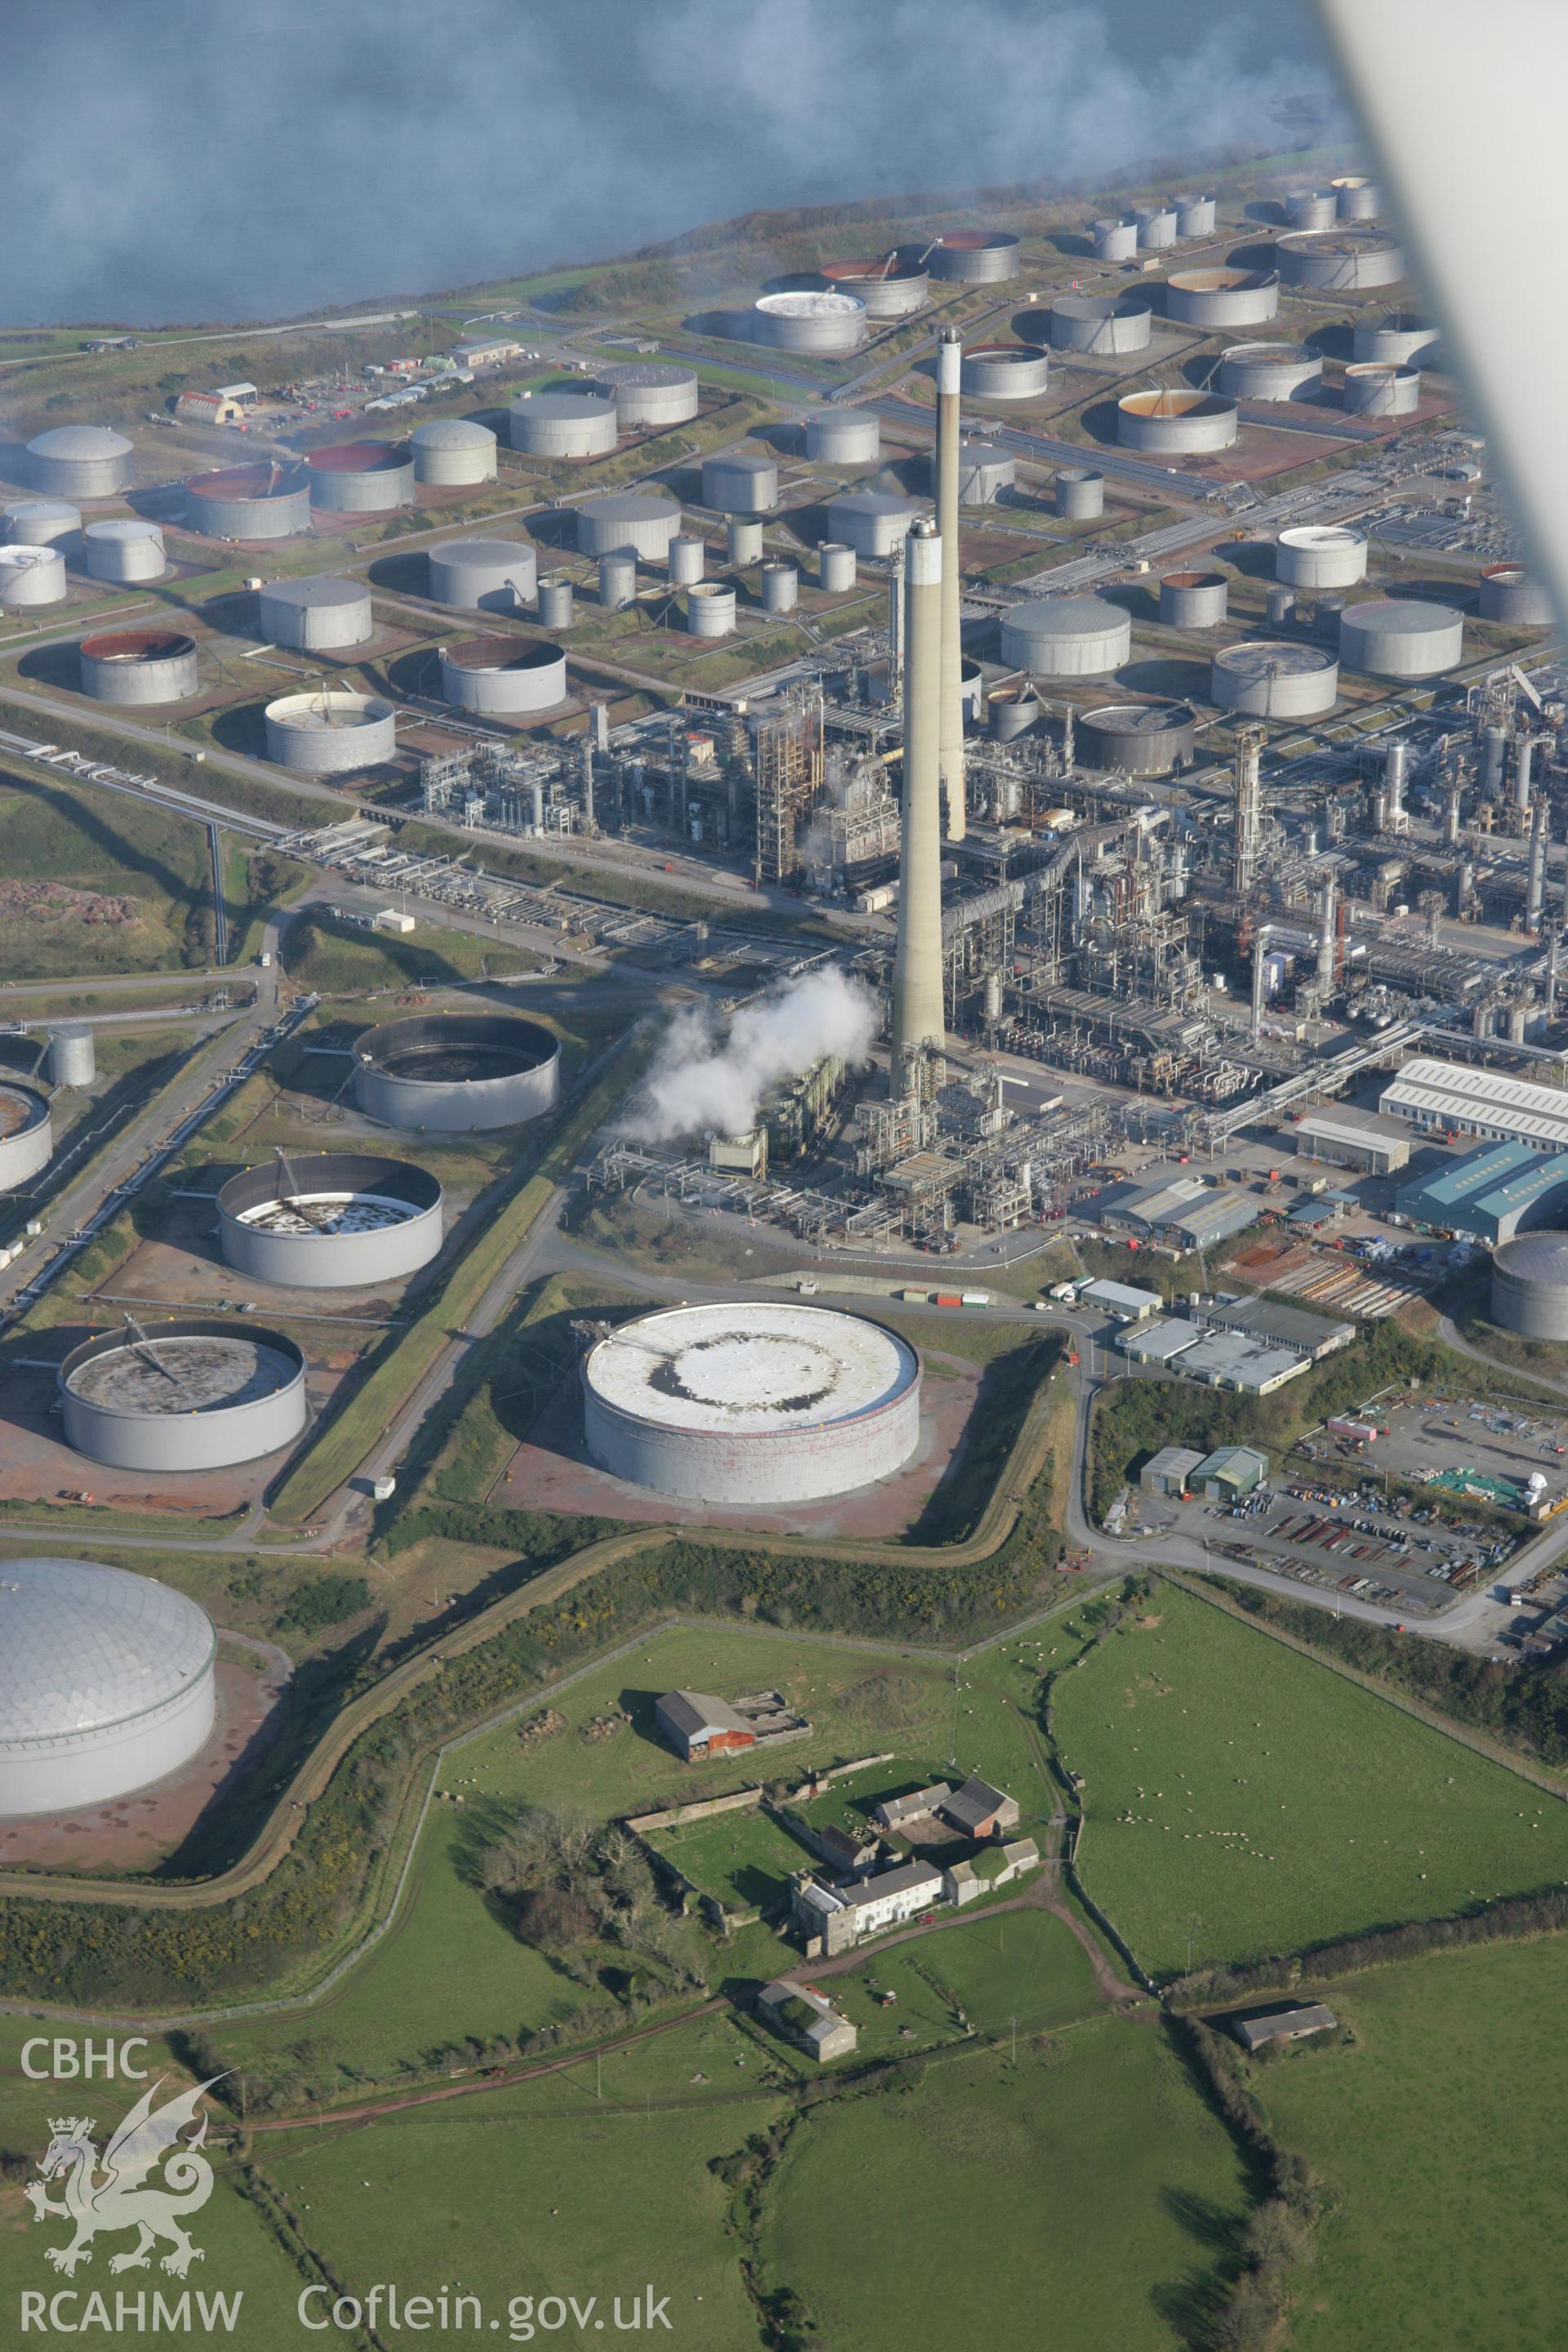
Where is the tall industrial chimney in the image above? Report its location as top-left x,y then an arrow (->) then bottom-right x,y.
936,328 -> 965,841
890,519 -> 946,1089
1527,794 -> 1548,931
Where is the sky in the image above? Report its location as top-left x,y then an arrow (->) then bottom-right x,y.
0,0 -> 1343,327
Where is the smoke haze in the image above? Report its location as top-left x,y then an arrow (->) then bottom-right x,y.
623,969 -> 880,1146
0,0 -> 1339,325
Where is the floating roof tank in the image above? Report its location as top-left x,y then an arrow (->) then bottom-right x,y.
1479,564 -> 1555,627
1342,362 -> 1421,416
1275,526 -> 1368,588
929,229 -> 1020,283
1158,569 -> 1228,627
989,684 -> 1039,740
257,575 -> 372,650
1339,599 -> 1464,678
411,416 -> 497,483
1352,310 -> 1438,365
1279,229 -> 1405,290
826,490 -> 924,557
1164,268 -> 1279,327
753,291 -> 866,353
1289,188 -> 1340,230
305,439 -> 415,511
354,1012 -> 560,1132
78,628 -> 199,705
2,497 -> 80,550
960,345 -> 1048,400
185,460 -> 311,539
82,517 -> 165,581
1218,341 -> 1323,402
0,1082 -> 52,1189
590,362 -> 700,429
817,252 -> 929,316
265,688 -> 396,773
1210,640 -> 1339,716
1048,292 -> 1152,353
687,581 -> 736,637
60,1318 -> 308,1470
804,408 -> 880,464
1077,701 -> 1196,774
216,1152 -> 443,1288
702,449 -> 778,514
26,425 -> 133,497
1055,467 -> 1103,519
0,546 -> 67,607
427,537 -> 538,613
1117,387 -> 1238,451
1333,176 -> 1381,220
574,493 -> 681,560
508,390 -> 617,458
439,635 -> 567,714
1492,1233 -> 1568,1340
1000,593 -> 1131,676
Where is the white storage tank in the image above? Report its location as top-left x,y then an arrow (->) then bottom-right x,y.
1210,640 -> 1339,716
439,636 -> 568,714
1164,268 -> 1279,327
412,417 -> 498,484
3,497 -> 80,551
1352,311 -> 1438,366
1279,229 -> 1405,290
1158,570 -> 1228,627
258,576 -> 372,650
959,345 -> 1048,401
1117,389 -> 1238,452
82,518 -> 165,581
1000,594 -> 1131,677
753,292 -> 866,354
1218,342 -> 1323,403
760,560 -> 798,613
1339,599 -> 1464,679
47,1025 -> 96,1087
305,439 -> 415,511
687,582 -> 737,638
0,1081 -> 53,1190
26,425 -> 133,497
60,1321 -> 308,1472
265,689 -> 396,773
427,537 -> 538,614
667,535 -> 706,586
1049,293 -> 1152,354
818,255 -> 929,316
575,494 -> 681,560
702,449 -> 778,514
804,408 -> 880,465
1342,362 -> 1421,416
590,363 -> 700,430
1275,527 -> 1368,590
354,1012 -> 560,1133
929,230 -> 1020,283
1091,217 -> 1139,262
185,461 -> 312,540
0,546 -> 66,607
818,541 -> 856,590
1055,468 -> 1103,519
1479,564 -> 1555,627
826,491 -> 923,558
79,627 -> 200,705
508,391 -> 618,459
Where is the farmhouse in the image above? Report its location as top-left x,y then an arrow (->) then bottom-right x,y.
791,1858 -> 944,1955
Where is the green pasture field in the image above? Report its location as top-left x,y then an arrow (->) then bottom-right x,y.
1053,1584 -> 1568,1978
0,766 -> 212,978
644,1806 -> 810,1913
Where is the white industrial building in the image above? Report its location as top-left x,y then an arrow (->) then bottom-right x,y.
1380,1058 -> 1568,1154
1288,1105 -> 1411,1174
1079,1277 -> 1162,1321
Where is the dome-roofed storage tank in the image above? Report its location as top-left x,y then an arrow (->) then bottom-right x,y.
804,407 -> 880,464
0,1081 -> 52,1190
79,628 -> 199,705
590,362 -> 700,430
1158,570 -> 1228,627
60,1318 -> 308,1471
1048,292 -> 1152,354
1000,593 -> 1131,677
257,575 -> 372,650
826,490 -> 924,557
581,1300 -> 921,1503
216,1152 -> 443,1288
265,689 -> 396,773
1342,362 -> 1421,416
185,460 -> 312,540
0,546 -> 66,607
817,252 -> 929,316
1279,229 -> 1405,290
1077,700 -> 1197,774
47,1025 -> 96,1088
354,1012 -> 560,1133
1091,217 -> 1139,261
1210,640 -> 1339,716
1056,468 -> 1103,519
1479,564 -> 1555,627
427,537 -> 538,614
411,416 -> 498,484
702,449 -> 778,514
305,439 -> 415,511
960,345 -> 1048,400
1352,310 -> 1438,366
687,581 -> 737,638
3,497 -> 80,551
0,1560 -> 216,1817
929,229 -> 1020,283
82,517 -> 165,581
439,635 -> 568,715
508,390 -> 618,459
1339,599 -> 1464,679
26,425 -> 133,497
1491,1232 -> 1568,1340
1164,268 -> 1279,327
1218,342 -> 1323,403
1275,526 -> 1368,589
1117,388 -> 1238,452
753,291 -> 866,354
574,493 -> 681,561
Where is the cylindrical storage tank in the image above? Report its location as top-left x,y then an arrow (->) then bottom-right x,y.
818,541 -> 856,591
1092,217 -> 1139,262
82,518 -> 165,582
960,657 -> 982,721
538,577 -> 575,630
439,635 -> 568,714
185,460 -> 312,540
257,575 -> 372,650
507,390 -> 618,459
590,362 -> 700,430
1491,1233 -> 1568,1339
575,493 -> 681,561
428,537 -> 538,614
0,1561 -> 216,1817
1280,229 -> 1405,290
1352,311 -> 1439,366
1056,467 -> 1104,519
1339,599 -> 1464,679
0,546 -> 66,607
1266,584 -> 1297,626
818,255 -> 930,317
26,425 -> 133,498
1078,700 -> 1197,775
411,416 -> 498,484
1159,569 -> 1227,627
1000,593 -> 1131,678
1275,525 -> 1368,589
265,689 -> 396,773
0,1082 -> 53,1189
1334,176 -> 1381,221
668,535 -> 706,586
728,518 -> 764,567
804,408 -> 880,464
1479,564 -> 1555,628
1117,389 -> 1238,452
1290,189 -> 1340,231
760,561 -> 798,613
1210,641 -> 1339,717
702,449 -> 777,514
3,497 -> 80,552
1342,362 -> 1421,416
305,439 -> 415,511
959,345 -> 1049,400
1048,293 -> 1152,354
599,552 -> 636,610
687,582 -> 737,639
1314,592 -> 1347,637
929,230 -> 1020,283
354,1012 -> 560,1132
826,491 -> 923,558
1174,194 -> 1217,238
78,628 -> 199,706
752,291 -> 866,353
937,439 -> 1014,504
1481,724 -> 1506,795
1218,342 -> 1323,403
47,1025 -> 96,1088
989,685 -> 1039,741
1135,206 -> 1178,250
581,1300 -> 920,1503
1164,268 -> 1280,327
216,1152 -> 443,1289
60,1318 -> 308,1471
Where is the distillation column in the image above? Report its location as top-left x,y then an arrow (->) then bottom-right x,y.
936,327 -> 965,841
1232,726 -> 1263,893
890,519 -> 947,1088
1316,869 -> 1337,993
1527,795 -> 1548,932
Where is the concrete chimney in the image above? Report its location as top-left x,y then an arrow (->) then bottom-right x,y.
936,328 -> 965,841
890,519 -> 947,1088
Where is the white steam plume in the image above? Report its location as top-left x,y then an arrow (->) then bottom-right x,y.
623,968 -> 878,1145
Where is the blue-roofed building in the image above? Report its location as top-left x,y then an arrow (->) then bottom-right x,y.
1393,1138 -> 1568,1243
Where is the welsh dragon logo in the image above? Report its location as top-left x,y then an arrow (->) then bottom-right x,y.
25,2075 -> 222,2278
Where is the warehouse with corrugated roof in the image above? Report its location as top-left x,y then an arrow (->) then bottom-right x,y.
1393,1138 -> 1568,1243
1380,1058 -> 1568,1153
